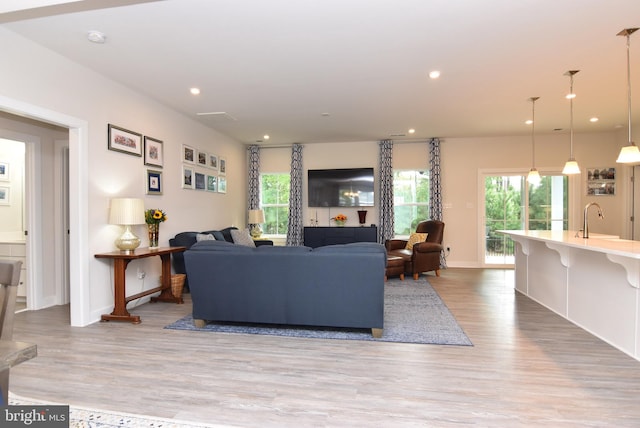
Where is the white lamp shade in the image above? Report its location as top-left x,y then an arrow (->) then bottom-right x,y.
562,160 -> 581,175
527,168 -> 541,185
248,209 -> 265,224
109,198 -> 145,225
616,144 -> 640,164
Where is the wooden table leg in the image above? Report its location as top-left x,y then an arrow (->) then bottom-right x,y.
101,259 -> 142,324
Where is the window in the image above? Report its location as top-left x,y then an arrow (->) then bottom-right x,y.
393,170 -> 430,236
484,173 -> 568,265
260,173 -> 290,235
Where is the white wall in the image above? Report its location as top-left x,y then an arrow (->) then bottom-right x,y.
0,28 -> 246,325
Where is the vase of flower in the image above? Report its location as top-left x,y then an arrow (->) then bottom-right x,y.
145,208 -> 167,249
147,223 -> 159,248
332,213 -> 347,227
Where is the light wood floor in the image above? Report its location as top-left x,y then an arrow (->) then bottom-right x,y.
9,268 -> 640,427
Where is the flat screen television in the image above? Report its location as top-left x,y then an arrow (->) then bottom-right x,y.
308,168 -> 374,207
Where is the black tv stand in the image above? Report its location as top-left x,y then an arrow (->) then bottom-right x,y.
303,226 -> 378,248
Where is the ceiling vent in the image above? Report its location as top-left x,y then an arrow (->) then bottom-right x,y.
196,112 -> 237,123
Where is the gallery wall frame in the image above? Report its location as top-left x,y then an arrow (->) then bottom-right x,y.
144,136 -> 164,167
208,154 -> 219,170
108,124 -> 142,156
0,162 -> 8,181
219,157 -> 227,175
195,172 -> 206,190
207,175 -> 217,192
0,185 -> 9,205
586,167 -> 615,196
182,144 -> 195,164
182,165 -> 194,189
146,169 -> 163,195
218,176 -> 227,193
196,150 -> 208,168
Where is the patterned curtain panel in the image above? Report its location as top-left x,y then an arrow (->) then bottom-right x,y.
378,139 -> 394,243
248,145 -> 260,210
428,137 -> 446,268
286,144 -> 304,246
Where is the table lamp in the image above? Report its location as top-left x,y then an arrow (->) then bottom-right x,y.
109,198 -> 145,252
248,209 -> 265,238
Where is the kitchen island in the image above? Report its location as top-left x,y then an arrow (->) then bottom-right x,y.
499,230 -> 640,361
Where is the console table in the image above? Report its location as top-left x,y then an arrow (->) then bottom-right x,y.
303,226 -> 377,248
95,246 -> 186,324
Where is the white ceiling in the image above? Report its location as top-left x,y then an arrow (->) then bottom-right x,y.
2,0 -> 640,145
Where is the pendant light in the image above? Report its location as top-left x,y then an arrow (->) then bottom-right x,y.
616,28 -> 640,164
562,70 -> 581,174
527,97 -> 542,185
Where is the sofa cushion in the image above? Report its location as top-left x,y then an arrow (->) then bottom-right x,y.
231,229 -> 256,247
211,231 -> 226,241
196,233 -> 216,242
405,233 -> 428,250
190,240 -> 254,252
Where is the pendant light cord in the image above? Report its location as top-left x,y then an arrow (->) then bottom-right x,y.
626,33 -> 633,145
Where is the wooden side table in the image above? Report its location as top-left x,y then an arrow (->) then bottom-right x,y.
95,246 -> 186,324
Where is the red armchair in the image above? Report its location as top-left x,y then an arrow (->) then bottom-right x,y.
385,220 -> 445,279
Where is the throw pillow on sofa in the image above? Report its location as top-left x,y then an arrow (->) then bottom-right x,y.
196,233 -> 216,242
230,229 -> 256,247
405,233 -> 428,250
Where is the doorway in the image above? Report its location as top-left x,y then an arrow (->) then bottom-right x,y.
482,172 -> 569,266
0,124 -> 70,313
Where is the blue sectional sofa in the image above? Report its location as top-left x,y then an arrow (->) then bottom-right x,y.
184,240 -> 387,337
169,227 -> 272,290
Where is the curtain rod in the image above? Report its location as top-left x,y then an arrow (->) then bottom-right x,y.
246,138 -> 438,149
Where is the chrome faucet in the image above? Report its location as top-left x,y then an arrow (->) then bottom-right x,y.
582,202 -> 604,238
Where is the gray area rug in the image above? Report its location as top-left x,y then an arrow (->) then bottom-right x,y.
164,277 -> 472,346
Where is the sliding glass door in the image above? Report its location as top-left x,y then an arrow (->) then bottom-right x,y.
483,173 -> 568,265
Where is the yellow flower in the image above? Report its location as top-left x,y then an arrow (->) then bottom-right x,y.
331,214 -> 347,222
145,208 -> 167,224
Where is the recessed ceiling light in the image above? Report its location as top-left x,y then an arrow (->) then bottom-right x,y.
525,120 -> 533,125
428,70 -> 441,79
87,30 -> 106,44
408,129 -> 415,134
321,112 -> 330,117
590,117 -> 599,122
263,135 -> 270,140
566,93 -> 576,99
190,87 -> 200,95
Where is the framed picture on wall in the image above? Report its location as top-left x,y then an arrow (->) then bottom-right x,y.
219,157 -> 227,175
144,136 -> 163,167
208,154 -> 218,170
146,169 -> 162,195
108,124 -> 142,156
0,162 -> 9,181
0,186 -> 9,205
182,165 -> 194,189
218,176 -> 227,193
195,171 -> 206,190
586,167 -> 616,196
207,175 -> 217,192
197,150 -> 208,167
182,144 -> 195,164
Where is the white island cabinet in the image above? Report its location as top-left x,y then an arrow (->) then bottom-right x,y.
499,230 -> 640,361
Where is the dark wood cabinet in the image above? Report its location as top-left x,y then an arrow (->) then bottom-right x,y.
303,226 -> 378,248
